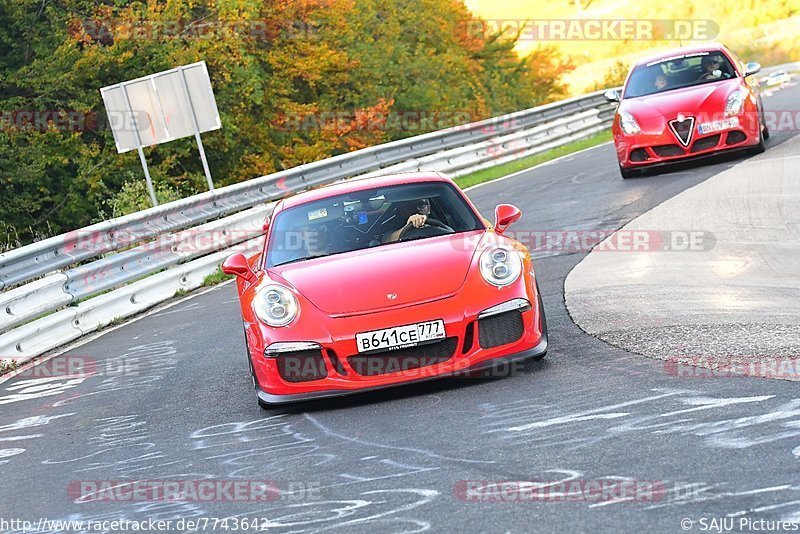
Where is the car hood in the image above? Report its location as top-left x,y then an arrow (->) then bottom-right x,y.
269,231 -> 485,316
621,79 -> 741,127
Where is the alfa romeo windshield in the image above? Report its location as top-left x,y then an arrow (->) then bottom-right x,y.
623,52 -> 738,99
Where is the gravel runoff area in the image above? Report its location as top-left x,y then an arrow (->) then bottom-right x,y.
565,133 -> 800,378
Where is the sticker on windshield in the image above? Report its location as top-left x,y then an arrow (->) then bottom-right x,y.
308,208 -> 328,221
646,51 -> 708,67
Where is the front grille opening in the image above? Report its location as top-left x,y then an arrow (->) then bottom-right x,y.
652,144 -> 683,157
462,322 -> 475,354
478,310 -> 525,349
326,349 -> 347,376
348,337 -> 458,377
629,148 -> 649,162
691,134 -> 721,153
276,350 -> 328,382
726,130 -> 747,145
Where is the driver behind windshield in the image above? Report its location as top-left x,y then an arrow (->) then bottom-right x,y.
698,55 -> 724,80
382,198 -> 431,243
297,222 -> 332,258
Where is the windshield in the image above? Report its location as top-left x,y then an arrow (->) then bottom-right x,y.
265,181 -> 484,268
623,51 -> 738,99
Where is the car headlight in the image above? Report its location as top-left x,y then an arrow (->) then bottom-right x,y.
619,111 -> 641,135
480,247 -> 522,287
725,90 -> 746,117
253,284 -> 298,327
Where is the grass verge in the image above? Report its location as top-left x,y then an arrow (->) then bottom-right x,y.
202,267 -> 234,287
455,130 -> 612,190
0,359 -> 18,377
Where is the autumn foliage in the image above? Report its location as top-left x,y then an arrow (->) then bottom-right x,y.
0,0 -> 573,246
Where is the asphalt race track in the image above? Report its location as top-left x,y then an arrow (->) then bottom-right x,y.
1,83 -> 799,533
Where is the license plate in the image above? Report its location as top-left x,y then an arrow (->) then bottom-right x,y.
356,320 -> 445,353
697,117 -> 739,134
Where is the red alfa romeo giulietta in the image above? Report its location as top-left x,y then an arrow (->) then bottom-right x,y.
222,172 -> 548,407
606,43 -> 768,178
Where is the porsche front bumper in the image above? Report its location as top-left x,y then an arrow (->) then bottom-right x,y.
248,281 -> 547,404
255,330 -> 548,405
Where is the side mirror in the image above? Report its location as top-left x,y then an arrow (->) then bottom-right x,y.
745,62 -> 761,77
261,216 -> 270,233
222,253 -> 256,282
494,204 -> 522,235
603,89 -> 621,103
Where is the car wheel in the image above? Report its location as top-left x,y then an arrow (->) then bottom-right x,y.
248,354 -> 271,410
751,132 -> 766,155
243,324 -> 271,410
619,164 -> 637,179
529,285 -> 548,362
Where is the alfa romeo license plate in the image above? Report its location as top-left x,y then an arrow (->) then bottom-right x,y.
356,320 -> 445,353
697,117 -> 739,134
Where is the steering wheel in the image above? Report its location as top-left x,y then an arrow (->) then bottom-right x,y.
398,217 -> 454,241
425,218 -> 454,232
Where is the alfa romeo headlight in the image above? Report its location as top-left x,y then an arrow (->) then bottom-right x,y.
619,111 -> 641,135
253,285 -> 298,327
480,247 -> 522,287
725,90 -> 745,117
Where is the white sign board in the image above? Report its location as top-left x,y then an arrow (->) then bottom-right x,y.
100,61 -> 221,154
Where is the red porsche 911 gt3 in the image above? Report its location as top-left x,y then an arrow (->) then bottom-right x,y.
222,172 -> 547,407
606,43 -> 769,178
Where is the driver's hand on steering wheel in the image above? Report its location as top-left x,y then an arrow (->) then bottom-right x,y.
407,213 -> 427,228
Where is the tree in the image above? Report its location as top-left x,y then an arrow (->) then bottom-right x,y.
0,0 -> 574,246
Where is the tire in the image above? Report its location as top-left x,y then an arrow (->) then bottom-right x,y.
751,132 -> 766,155
529,285 -> 548,362
619,164 -> 637,179
248,355 -> 271,410
243,324 -> 271,410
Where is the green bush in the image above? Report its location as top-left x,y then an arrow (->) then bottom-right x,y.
106,177 -> 186,218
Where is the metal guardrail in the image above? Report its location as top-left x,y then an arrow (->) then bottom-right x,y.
0,89 -> 616,363
0,90 -> 611,291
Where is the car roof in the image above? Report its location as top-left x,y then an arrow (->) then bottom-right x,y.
277,172 -> 451,210
633,43 -> 731,67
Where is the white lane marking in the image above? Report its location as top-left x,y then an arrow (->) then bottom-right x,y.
0,434 -> 43,441
0,448 -> 25,458
0,376 -> 87,405
0,413 -> 75,432
657,395 -> 776,419
463,141 -> 613,193
501,389 -> 686,432
150,300 -> 207,318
